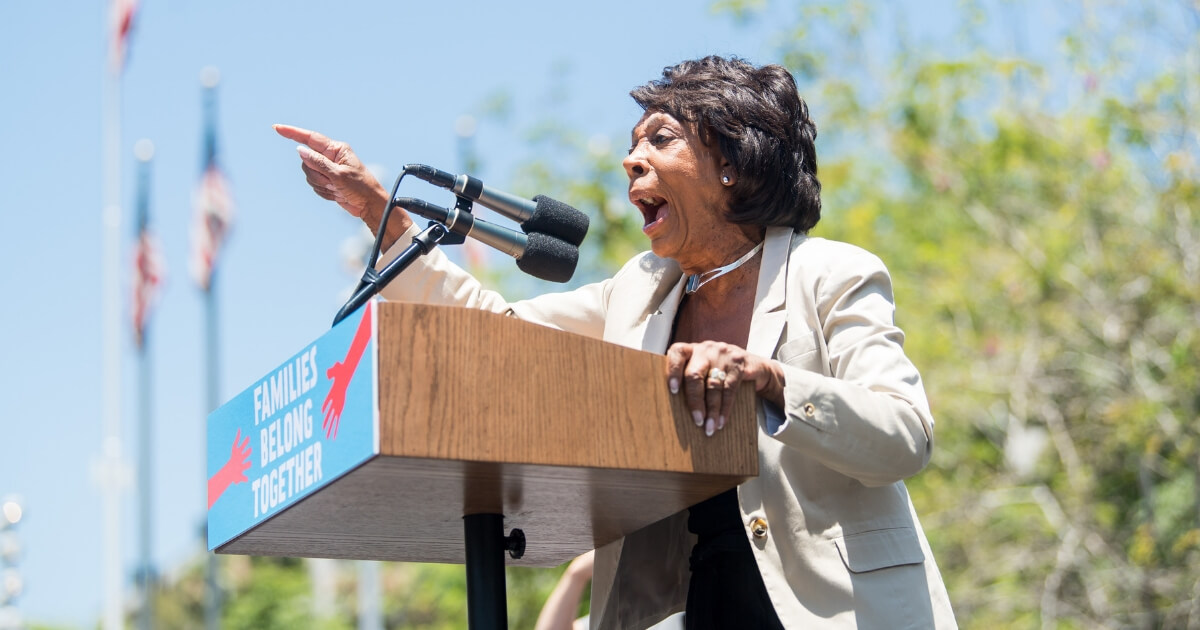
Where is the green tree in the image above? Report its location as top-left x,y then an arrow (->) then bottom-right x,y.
713,1 -> 1200,626
148,553 -> 577,629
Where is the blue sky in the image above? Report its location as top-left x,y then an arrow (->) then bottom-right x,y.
0,0 -> 1085,626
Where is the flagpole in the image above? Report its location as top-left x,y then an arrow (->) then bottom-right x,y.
200,66 -> 223,630
204,261 -> 221,630
204,256 -> 221,630
133,139 -> 157,630
100,7 -> 127,630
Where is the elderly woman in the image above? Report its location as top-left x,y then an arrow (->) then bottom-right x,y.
277,55 -> 956,630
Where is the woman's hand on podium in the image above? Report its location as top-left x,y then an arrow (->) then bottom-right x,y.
665,341 -> 787,437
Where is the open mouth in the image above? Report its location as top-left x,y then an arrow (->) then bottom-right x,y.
633,195 -> 668,230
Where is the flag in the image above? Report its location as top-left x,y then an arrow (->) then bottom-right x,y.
110,0 -> 137,74
190,161 -> 233,291
131,158 -> 163,350
131,213 -> 164,350
190,105 -> 234,292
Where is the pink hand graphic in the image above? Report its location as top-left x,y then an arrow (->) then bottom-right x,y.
323,360 -> 351,439
321,301 -> 373,440
208,429 -> 252,508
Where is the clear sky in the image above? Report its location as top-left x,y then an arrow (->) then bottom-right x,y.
0,0 -> 1081,626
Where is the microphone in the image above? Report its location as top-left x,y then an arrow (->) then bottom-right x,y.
403,164 -> 590,247
393,197 -> 578,283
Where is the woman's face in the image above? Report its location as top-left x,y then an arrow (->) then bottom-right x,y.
623,110 -> 734,272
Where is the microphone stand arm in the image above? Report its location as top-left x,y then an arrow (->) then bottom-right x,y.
332,222 -> 449,327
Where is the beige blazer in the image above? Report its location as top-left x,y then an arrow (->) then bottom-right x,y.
379,225 -> 957,630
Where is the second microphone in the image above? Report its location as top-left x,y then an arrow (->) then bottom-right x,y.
403,164 -> 590,247
392,196 -> 578,283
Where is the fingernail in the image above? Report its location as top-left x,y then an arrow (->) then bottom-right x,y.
669,378 -> 679,394
692,410 -> 704,427
718,416 -> 726,430
325,183 -> 337,191
705,418 -> 715,437
297,145 -> 311,157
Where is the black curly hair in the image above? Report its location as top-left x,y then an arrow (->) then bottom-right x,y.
630,56 -> 822,232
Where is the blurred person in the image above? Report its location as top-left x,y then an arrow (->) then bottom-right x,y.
277,55 -> 955,629
535,550 -> 594,630
536,551 -> 684,630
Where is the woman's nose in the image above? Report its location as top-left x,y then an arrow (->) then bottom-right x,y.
623,148 -> 647,179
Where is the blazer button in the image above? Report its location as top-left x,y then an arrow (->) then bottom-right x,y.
802,402 -> 816,417
749,517 -> 768,539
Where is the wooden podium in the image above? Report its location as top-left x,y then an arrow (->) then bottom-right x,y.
210,301 -> 758,627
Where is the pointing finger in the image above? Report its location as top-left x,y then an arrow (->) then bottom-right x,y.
275,124 -> 342,161
273,123 -> 309,143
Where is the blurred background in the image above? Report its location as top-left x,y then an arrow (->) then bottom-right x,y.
1,0 -> 1197,628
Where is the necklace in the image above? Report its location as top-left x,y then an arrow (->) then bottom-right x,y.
684,242 -> 764,294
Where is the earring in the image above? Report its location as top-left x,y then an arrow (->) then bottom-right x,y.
721,174 -> 732,185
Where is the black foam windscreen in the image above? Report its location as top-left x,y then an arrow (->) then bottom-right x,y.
516,233 -> 579,283
524,196 -> 590,247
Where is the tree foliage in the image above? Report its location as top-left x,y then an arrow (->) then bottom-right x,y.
144,554 -> 572,629
719,1 -> 1199,627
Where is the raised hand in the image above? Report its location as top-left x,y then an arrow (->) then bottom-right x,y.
207,429 -> 253,508
274,124 -> 411,248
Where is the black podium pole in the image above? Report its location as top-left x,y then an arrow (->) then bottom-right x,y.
463,514 -> 525,629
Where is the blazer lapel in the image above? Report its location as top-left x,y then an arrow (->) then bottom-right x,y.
746,227 -> 793,358
605,258 -> 685,353
643,275 -> 687,352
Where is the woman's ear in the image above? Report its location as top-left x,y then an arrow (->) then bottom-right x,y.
719,154 -> 735,185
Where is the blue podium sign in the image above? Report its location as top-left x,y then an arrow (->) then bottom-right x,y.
207,300 -> 380,550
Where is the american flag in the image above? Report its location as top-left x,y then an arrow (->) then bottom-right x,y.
190,106 -> 234,292
110,0 -> 137,74
131,162 -> 163,350
131,217 -> 164,350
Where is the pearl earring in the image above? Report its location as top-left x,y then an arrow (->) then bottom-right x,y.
722,174 -> 731,185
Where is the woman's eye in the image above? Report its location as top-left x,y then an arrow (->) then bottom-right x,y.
651,133 -> 670,145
